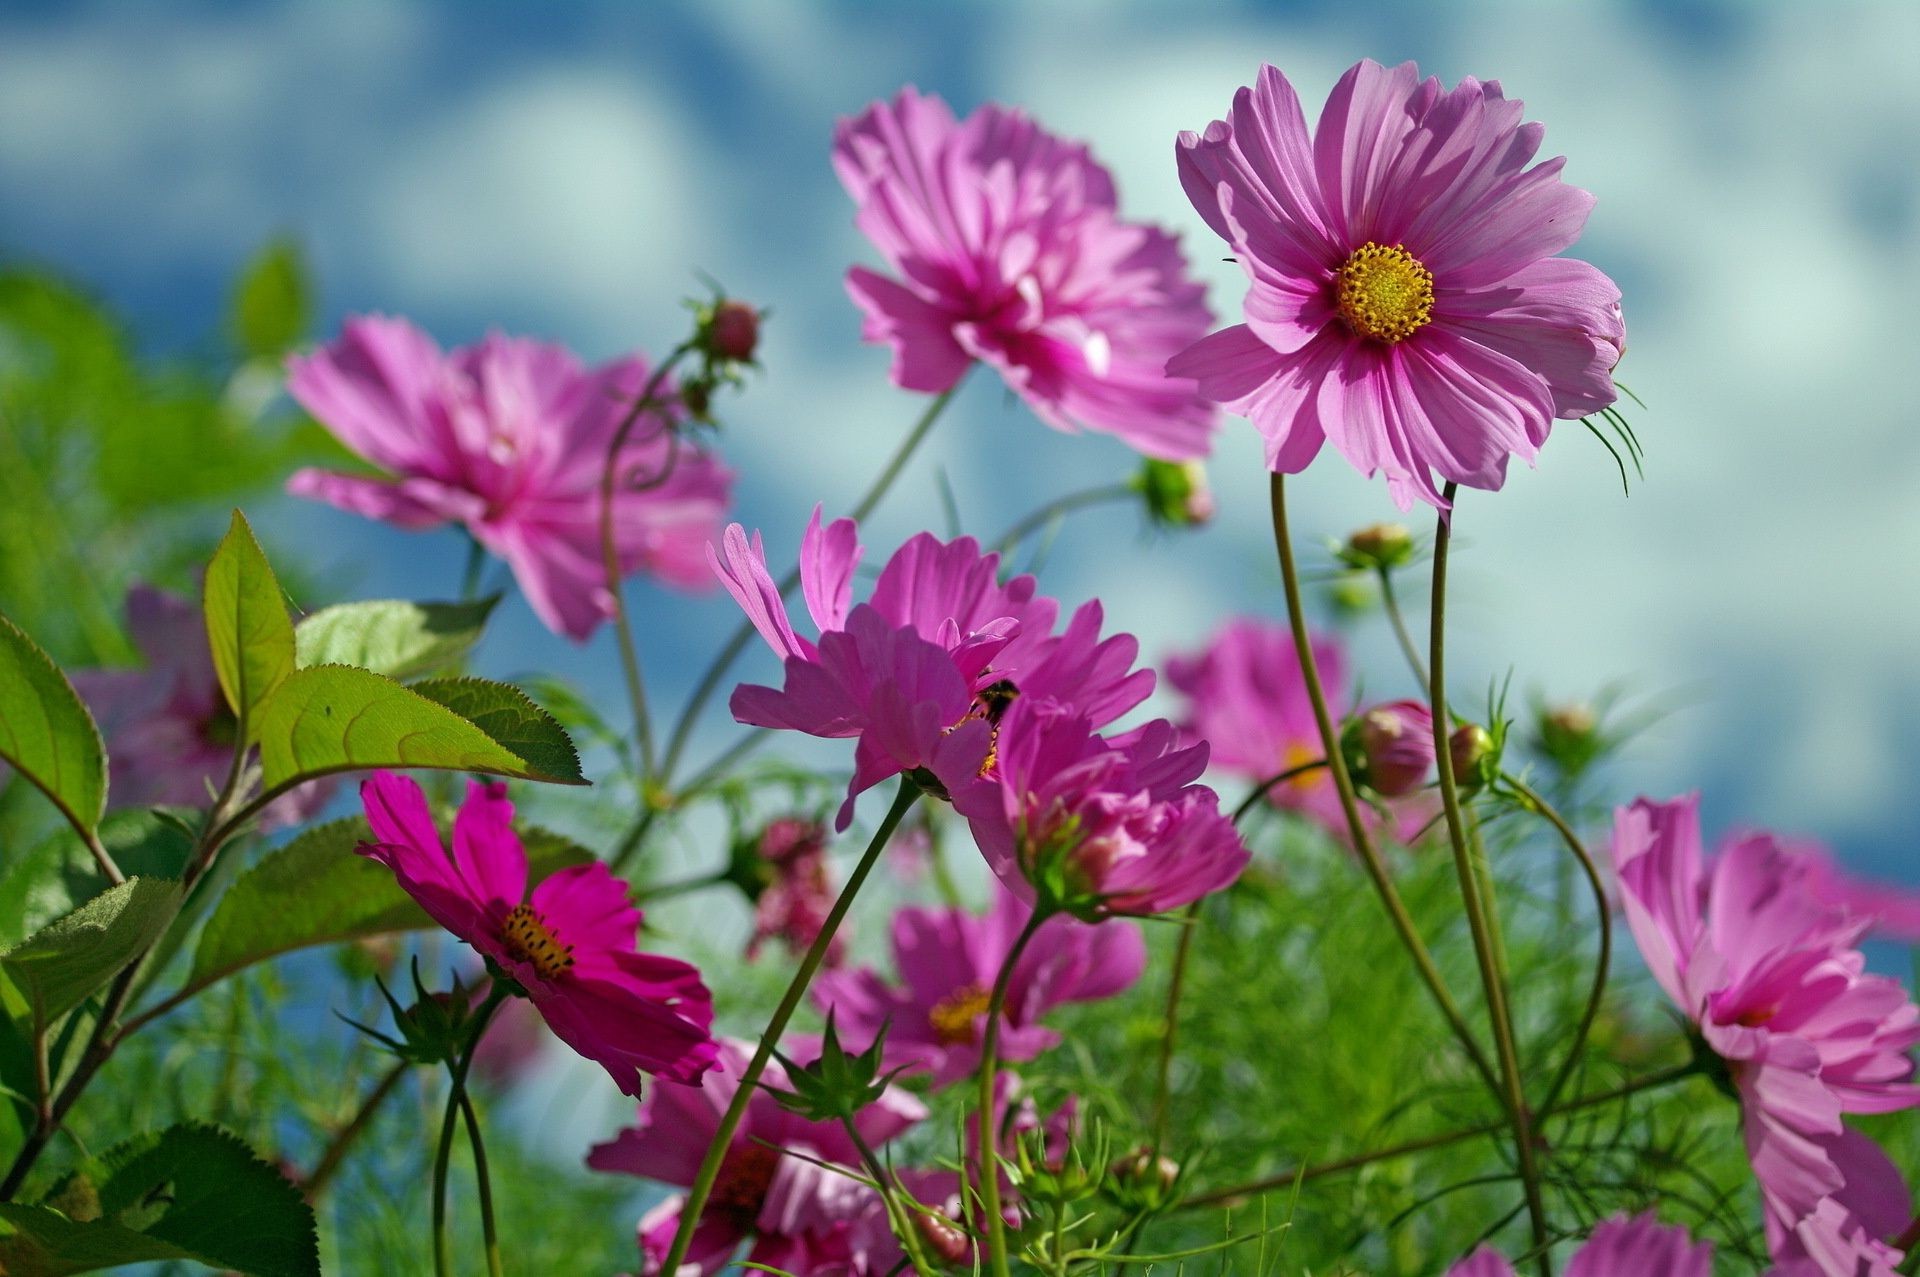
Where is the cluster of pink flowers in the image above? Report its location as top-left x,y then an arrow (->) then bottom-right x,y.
743,817 -> 845,966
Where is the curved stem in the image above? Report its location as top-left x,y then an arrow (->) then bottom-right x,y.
1150,904 -> 1201,1154
658,780 -> 922,1277
840,1116 -> 936,1277
1230,759 -> 1328,825
304,1057 -> 410,1200
991,482 -> 1137,558
598,341 -> 695,785
1376,565 -> 1430,694
978,907 -> 1050,1277
1508,774 -> 1612,1114
654,379 -> 966,793
1427,485 -> 1550,1273
457,1091 -> 504,1277
1266,474 -> 1497,1093
432,985 -> 508,1277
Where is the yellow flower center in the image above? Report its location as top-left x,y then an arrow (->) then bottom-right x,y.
1281,742 -> 1323,793
928,983 -> 993,1046
1334,242 -> 1434,344
501,904 -> 575,981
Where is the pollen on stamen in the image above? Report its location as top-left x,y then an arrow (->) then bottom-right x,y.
927,983 -> 993,1046
502,904 -> 576,981
1334,242 -> 1435,344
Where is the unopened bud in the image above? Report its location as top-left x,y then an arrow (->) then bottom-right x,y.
913,1209 -> 972,1265
1351,700 -> 1435,798
1135,459 -> 1214,528
679,378 -> 713,422
1337,522 -> 1416,572
1111,1147 -> 1179,1193
1448,723 -> 1496,791
1536,702 -> 1603,777
708,299 -> 760,363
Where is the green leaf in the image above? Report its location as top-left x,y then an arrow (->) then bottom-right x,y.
0,613 -> 108,840
0,878 -> 178,1025
0,1123 -> 318,1276
0,810 -> 195,950
229,238 -> 311,360
253,665 -> 586,796
183,817 -> 591,1000
293,595 -> 498,680
203,511 -> 295,735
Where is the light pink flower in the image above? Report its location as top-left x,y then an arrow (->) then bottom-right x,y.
744,818 -> 844,967
711,508 -> 1153,828
1449,1212 -> 1714,1276
836,87 -> 1218,461
587,1038 -> 925,1277
949,698 -> 1247,919
1171,60 -> 1624,510
357,771 -> 717,1093
813,881 -> 1145,1088
1776,840 -> 1920,947
71,584 -> 332,829
288,317 -> 733,641
1612,795 -> 1918,1271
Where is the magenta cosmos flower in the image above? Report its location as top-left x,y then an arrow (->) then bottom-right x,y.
1612,795 -> 1918,1271
813,881 -> 1145,1088
1170,60 -> 1625,511
357,771 -> 717,1093
71,585 -> 331,829
948,698 -> 1247,919
587,1037 -> 926,1277
836,87 -> 1218,461
711,508 -> 1152,828
288,316 -> 733,641
744,817 -> 844,967
1449,1212 -> 1713,1277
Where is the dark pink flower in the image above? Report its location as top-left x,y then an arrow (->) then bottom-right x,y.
587,1037 -> 925,1277
1171,60 -> 1624,510
949,698 -> 1247,919
711,508 -> 1152,828
357,771 -> 717,1094
70,584 -> 331,829
1449,1211 -> 1714,1276
745,818 -> 844,966
288,317 -> 733,641
813,881 -> 1144,1088
1612,795 -> 1918,1270
836,87 -> 1218,461
1354,698 -> 1436,798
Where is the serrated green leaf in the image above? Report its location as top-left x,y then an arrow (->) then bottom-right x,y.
0,878 -> 178,1025
229,238 -> 310,360
1,810 -> 195,949
0,1123 -> 318,1276
203,511 -> 295,735
180,816 -> 590,1002
410,677 -> 583,783
0,614 -> 108,841
293,595 -> 498,680
252,666 -> 585,797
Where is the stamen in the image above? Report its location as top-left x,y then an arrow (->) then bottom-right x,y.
927,983 -> 993,1046
501,904 -> 575,981
1334,242 -> 1434,343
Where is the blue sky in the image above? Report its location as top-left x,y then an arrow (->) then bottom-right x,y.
3,1 -> 1917,878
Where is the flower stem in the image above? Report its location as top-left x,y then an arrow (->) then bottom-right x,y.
457,1090 -> 503,1277
460,534 -> 487,602
598,341 -> 696,786
840,1115 -> 936,1277
304,1057 -> 411,1200
978,907 -> 1051,1277
1506,774 -> 1612,1114
1376,565 -> 1430,693
1266,473 -> 1498,1093
432,984 -> 509,1277
1426,484 -> 1551,1274
991,482 -> 1137,558
658,779 -> 923,1277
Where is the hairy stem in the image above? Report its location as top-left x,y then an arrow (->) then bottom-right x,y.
978,908 -> 1050,1277
1427,484 -> 1551,1273
1266,474 -> 1497,1093
658,780 -> 922,1276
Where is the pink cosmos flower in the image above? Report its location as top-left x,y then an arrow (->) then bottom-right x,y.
948,697 -> 1247,919
1170,60 -> 1625,511
744,817 -> 844,967
711,508 -> 1153,828
1777,841 -> 1920,948
71,584 -> 332,829
1449,1212 -> 1714,1276
357,771 -> 717,1093
835,87 -> 1218,461
1612,795 -> 1919,1271
813,882 -> 1145,1088
587,1037 -> 926,1277
288,316 -> 733,641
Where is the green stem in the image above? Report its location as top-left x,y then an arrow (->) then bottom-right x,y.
459,535 -> 487,602
1266,474 -> 1498,1093
658,780 -> 922,1276
1377,565 -> 1430,694
304,1057 -> 411,1201
978,908 -> 1051,1277
458,1090 -> 504,1277
1508,775 -> 1612,1114
432,985 -> 509,1277
991,482 -> 1137,558
1426,484 -> 1551,1274
1230,759 -> 1328,824
840,1115 -> 936,1277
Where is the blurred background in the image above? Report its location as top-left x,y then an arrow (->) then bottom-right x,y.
3,0 -> 1917,1250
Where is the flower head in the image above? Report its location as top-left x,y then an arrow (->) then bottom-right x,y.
711,508 -> 1153,829
950,698 -> 1247,919
1611,795 -> 1919,1269
71,584 -> 331,829
1449,1212 -> 1714,1276
1171,60 -> 1624,510
1350,698 -> 1435,798
813,882 -> 1145,1087
288,317 -> 733,641
742,817 -> 844,966
836,87 -> 1218,461
357,771 -> 717,1093
588,1037 -> 925,1277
